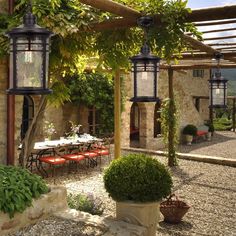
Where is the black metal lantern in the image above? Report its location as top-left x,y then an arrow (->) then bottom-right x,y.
6,5 -> 53,95
130,16 -> 161,102
209,53 -> 227,108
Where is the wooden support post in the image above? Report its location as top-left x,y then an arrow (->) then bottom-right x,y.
233,98 -> 236,132
114,70 -> 121,159
7,0 -> 15,165
168,68 -> 176,167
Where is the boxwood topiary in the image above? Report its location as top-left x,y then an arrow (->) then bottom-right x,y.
182,124 -> 197,136
103,153 -> 172,202
0,165 -> 49,218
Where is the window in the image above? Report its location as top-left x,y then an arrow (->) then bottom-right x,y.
154,100 -> 162,137
194,98 -> 200,112
193,69 -> 204,78
88,106 -> 100,135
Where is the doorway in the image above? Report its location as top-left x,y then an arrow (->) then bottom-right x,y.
130,102 -> 140,147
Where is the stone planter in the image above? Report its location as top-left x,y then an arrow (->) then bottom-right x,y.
0,186 -> 67,236
116,201 -> 160,236
206,132 -> 211,141
184,135 -> 193,145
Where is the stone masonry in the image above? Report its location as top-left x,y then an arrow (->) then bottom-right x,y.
121,69 -> 210,150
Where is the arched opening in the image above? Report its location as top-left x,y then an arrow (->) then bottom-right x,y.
21,96 -> 34,140
130,102 -> 140,147
154,100 -> 162,137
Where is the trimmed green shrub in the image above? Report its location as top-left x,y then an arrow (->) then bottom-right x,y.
103,153 -> 173,202
67,192 -> 104,215
182,124 -> 197,136
213,118 -> 232,131
0,165 -> 49,218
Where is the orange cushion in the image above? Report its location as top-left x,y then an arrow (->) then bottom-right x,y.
61,154 -> 85,161
197,131 -> 207,136
39,156 -> 66,165
81,151 -> 98,158
93,149 -> 109,155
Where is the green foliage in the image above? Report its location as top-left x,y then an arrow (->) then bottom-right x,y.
159,98 -> 179,166
0,165 -> 49,218
67,192 -> 104,215
182,124 -> 197,136
103,153 -> 173,202
0,0 -> 200,105
68,73 -> 114,136
213,118 -> 232,131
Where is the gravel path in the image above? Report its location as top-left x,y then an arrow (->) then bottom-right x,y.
12,153 -> 236,236
179,131 -> 236,159
11,135 -> 236,236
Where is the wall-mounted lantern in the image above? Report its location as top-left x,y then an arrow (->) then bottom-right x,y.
6,4 -> 53,95
209,53 -> 227,108
130,16 -> 161,102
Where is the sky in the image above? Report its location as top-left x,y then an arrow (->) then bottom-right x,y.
187,0 -> 236,9
186,0 -> 236,43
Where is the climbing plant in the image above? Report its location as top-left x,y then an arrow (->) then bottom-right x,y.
160,98 -> 179,166
67,73 -> 114,136
0,0 -> 200,166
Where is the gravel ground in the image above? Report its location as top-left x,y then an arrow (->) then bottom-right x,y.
12,153 -> 236,236
179,131 -> 236,159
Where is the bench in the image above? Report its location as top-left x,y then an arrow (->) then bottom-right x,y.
195,125 -> 209,141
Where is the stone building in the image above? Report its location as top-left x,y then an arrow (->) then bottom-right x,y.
120,69 -> 210,150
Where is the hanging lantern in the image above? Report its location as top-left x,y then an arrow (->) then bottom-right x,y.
130,16 -> 161,102
6,8 -> 53,95
209,53 -> 227,108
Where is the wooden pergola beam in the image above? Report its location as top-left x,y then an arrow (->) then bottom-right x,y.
161,63 -> 236,70
186,5 -> 236,22
180,52 -> 236,59
200,27 -> 236,34
208,43 -> 236,46
203,35 -> 236,41
79,0 -> 141,18
183,35 -> 216,54
195,19 -> 236,27
84,3 -> 236,31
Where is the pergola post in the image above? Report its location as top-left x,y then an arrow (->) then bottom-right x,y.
233,98 -> 236,132
114,70 -> 121,159
7,0 -> 15,165
168,68 -> 176,167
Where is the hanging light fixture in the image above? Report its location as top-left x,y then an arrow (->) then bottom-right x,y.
209,53 -> 227,108
6,1 -> 53,95
130,16 -> 161,102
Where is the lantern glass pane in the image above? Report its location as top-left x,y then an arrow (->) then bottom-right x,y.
136,62 -> 156,97
210,82 -> 227,106
16,51 -> 43,87
16,36 -> 43,88
137,71 -> 155,97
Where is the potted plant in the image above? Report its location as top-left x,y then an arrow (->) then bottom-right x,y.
103,153 -> 172,236
182,124 -> 197,145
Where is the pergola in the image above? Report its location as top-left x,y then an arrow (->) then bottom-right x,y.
6,0 -> 236,163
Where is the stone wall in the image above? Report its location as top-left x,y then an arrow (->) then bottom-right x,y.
121,69 -> 210,150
